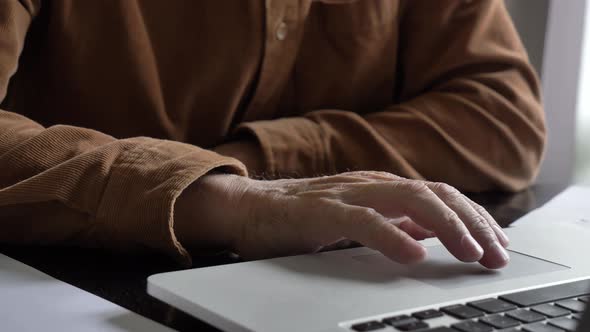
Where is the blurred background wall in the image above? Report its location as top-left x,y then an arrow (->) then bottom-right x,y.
505,0 -> 548,75
575,0 -> 590,184
505,0 -> 590,187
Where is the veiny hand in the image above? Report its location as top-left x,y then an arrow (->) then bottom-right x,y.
175,171 -> 510,269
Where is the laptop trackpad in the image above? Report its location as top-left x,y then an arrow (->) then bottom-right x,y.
352,245 -> 570,289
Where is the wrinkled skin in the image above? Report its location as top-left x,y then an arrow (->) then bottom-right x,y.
175,171 -> 510,269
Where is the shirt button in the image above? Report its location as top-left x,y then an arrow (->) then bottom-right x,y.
276,21 -> 288,41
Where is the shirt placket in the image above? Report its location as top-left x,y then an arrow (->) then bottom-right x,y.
242,0 -> 304,122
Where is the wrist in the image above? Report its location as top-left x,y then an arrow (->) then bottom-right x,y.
174,173 -> 249,252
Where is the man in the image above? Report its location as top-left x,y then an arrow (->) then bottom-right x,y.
0,0 -> 544,270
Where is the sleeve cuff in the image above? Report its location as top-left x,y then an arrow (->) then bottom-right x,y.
237,117 -> 330,177
95,137 -> 247,267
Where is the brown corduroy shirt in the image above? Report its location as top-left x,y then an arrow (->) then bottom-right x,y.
0,0 -> 545,265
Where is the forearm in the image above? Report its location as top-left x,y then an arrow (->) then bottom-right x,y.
236,84 -> 543,191
0,110 -> 248,265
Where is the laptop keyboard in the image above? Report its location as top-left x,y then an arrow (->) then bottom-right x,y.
349,279 -> 590,332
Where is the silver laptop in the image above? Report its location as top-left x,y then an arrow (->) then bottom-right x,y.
148,222 -> 590,332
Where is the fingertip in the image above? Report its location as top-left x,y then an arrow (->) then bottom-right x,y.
459,234 -> 485,262
479,254 -> 510,269
389,241 -> 427,264
410,244 -> 428,263
479,242 -> 511,269
493,225 -> 510,248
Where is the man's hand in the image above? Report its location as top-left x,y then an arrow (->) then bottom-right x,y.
175,171 -> 510,269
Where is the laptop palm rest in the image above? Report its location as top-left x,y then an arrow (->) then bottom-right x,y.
349,245 -> 569,289
147,224 -> 590,332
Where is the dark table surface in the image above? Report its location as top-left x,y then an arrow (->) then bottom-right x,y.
0,183 -> 570,332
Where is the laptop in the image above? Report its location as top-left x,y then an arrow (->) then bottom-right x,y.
148,222 -> 590,332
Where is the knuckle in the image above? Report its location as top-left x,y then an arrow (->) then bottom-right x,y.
309,197 -> 334,212
442,209 -> 461,226
474,204 -> 496,222
432,182 -> 462,199
361,207 -> 380,219
349,207 -> 380,224
464,211 -> 495,238
471,220 -> 496,240
406,181 -> 431,195
282,181 -> 306,196
470,214 -> 489,230
469,201 -> 500,227
332,183 -> 347,192
470,202 -> 487,215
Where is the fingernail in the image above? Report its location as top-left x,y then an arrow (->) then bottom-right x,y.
493,241 -> 510,263
461,234 -> 484,261
493,225 -> 510,247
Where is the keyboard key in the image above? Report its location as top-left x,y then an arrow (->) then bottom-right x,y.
555,299 -> 586,312
412,309 -> 443,320
382,314 -> 417,327
531,303 -> 570,318
579,295 -> 589,303
496,329 -> 520,332
500,279 -> 590,307
382,314 -> 410,323
396,321 -> 429,331
440,304 -> 485,319
351,321 -> 386,331
547,317 -> 579,332
505,309 -> 546,323
479,314 -> 521,329
451,320 -> 493,332
468,298 -> 518,313
522,322 -> 566,332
